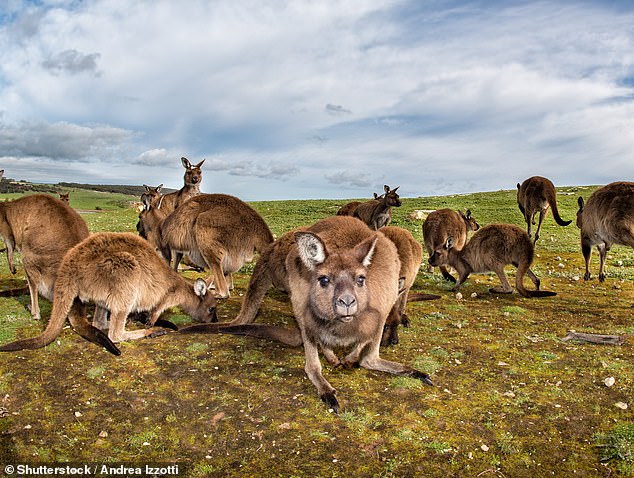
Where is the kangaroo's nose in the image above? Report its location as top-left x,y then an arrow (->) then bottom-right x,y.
335,294 -> 357,315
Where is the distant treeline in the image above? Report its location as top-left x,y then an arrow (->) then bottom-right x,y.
57,182 -> 147,196
0,177 -> 168,197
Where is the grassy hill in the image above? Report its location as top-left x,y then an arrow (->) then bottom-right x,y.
0,186 -> 632,477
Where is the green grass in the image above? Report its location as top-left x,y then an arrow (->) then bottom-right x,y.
1,185 -> 633,477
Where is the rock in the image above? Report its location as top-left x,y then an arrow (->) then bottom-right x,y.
604,377 -> 615,387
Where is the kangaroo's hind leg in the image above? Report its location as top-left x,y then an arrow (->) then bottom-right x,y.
489,265 -> 514,294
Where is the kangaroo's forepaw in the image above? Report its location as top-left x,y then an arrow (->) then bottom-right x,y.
412,370 -> 434,386
320,392 -> 339,413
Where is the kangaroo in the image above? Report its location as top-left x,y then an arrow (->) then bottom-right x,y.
150,194 -> 274,298
379,226 -> 440,346
428,223 -> 556,298
423,208 -> 480,282
576,182 -> 634,282
157,157 -> 205,212
0,194 -> 89,320
181,216 -> 433,412
353,185 -> 401,230
58,192 -> 70,203
0,232 -> 217,355
337,193 -> 381,216
517,176 -> 571,244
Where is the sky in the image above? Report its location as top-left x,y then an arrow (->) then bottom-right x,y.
1,0 -> 634,201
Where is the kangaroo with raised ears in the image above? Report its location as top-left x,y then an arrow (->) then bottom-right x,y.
337,193 -> 382,217
158,157 -> 205,212
517,176 -> 571,244
0,232 -> 217,355
423,208 -> 479,283
429,223 -> 556,298
576,182 -> 634,282
380,226 -> 440,346
353,185 -> 401,230
181,216 -> 433,412
153,194 -> 274,298
0,194 -> 90,321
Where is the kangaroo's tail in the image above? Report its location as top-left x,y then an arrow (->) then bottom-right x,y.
180,322 -> 303,347
547,188 -> 572,227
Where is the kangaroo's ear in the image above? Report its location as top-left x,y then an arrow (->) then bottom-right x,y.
392,186 -> 400,193
373,192 -> 379,199
354,235 -> 378,267
181,157 -> 192,169
577,196 -> 585,211
195,159 -> 205,168
384,185 -> 390,193
141,193 -> 151,210
156,184 -> 163,193
517,183 -> 521,190
193,278 -> 208,297
296,232 -> 327,270
465,209 -> 472,219
446,237 -> 454,249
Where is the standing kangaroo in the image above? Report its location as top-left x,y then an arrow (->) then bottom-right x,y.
576,182 -> 634,282
159,157 -> 205,212
380,225 -> 439,346
353,185 -> 401,230
423,208 -> 480,282
337,193 -> 381,217
181,216 -> 433,412
517,176 -> 571,244
428,224 -> 556,298
147,194 -> 274,298
0,232 -> 217,354
0,194 -> 89,320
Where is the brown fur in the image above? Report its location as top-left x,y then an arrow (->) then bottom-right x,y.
576,182 -> 634,282
353,185 -> 401,230
0,194 -> 89,320
154,194 -> 274,298
380,226 -> 439,346
422,208 -> 480,282
0,232 -> 218,355
517,176 -> 571,244
58,192 -> 70,203
428,223 -> 556,298
181,216 -> 433,412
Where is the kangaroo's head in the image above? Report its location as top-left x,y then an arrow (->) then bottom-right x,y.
190,278 -> 218,323
58,193 -> 70,203
137,193 -> 167,251
181,157 -> 205,187
428,237 -> 454,267
461,209 -> 480,232
296,231 -> 377,323
576,196 -> 584,229
382,185 -> 401,207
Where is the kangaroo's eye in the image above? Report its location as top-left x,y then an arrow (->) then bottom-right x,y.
356,275 -> 366,287
318,276 -> 330,287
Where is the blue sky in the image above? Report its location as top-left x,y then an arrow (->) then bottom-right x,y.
1,0 -> 634,200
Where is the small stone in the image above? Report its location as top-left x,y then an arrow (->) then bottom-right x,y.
604,377 -> 615,387
481,444 -> 489,452
558,263 -> 565,269
572,275 -> 580,281
455,292 -> 463,300
98,430 -> 108,438
470,292 -> 478,298
74,411 -> 82,418
615,402 -> 628,410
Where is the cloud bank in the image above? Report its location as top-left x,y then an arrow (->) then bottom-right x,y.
1,1 -> 633,199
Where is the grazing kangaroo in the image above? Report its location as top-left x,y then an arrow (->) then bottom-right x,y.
0,232 -> 218,355
353,185 -> 401,230
181,216 -> 433,412
0,194 -> 89,320
380,226 -> 439,346
517,176 -> 571,244
428,224 -> 556,298
423,208 -> 480,282
576,182 -> 634,282
153,194 -> 274,298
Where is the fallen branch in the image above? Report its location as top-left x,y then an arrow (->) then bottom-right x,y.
561,330 -> 628,345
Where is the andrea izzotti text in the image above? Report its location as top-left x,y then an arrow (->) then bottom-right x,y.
3,463 -> 181,476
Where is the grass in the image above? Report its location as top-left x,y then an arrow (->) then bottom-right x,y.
0,185 -> 633,477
